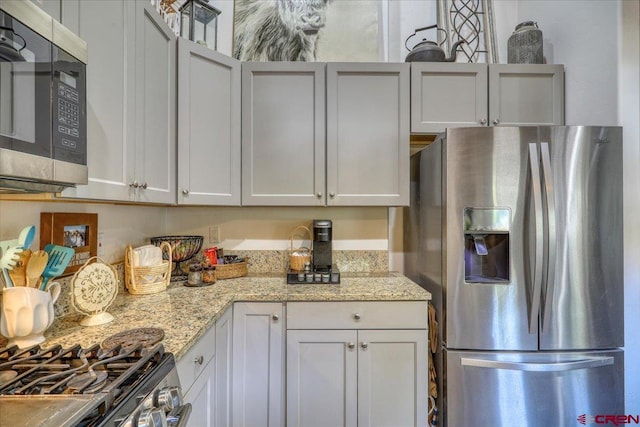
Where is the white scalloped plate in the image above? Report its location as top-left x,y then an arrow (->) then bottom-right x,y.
71,257 -> 118,326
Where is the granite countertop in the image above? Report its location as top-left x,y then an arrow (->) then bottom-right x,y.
44,272 -> 430,361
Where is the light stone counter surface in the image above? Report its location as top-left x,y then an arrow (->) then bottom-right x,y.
44,272 -> 430,360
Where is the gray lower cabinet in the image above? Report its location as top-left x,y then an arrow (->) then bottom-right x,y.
411,63 -> 564,134
214,308 -> 233,427
232,302 -> 285,427
242,62 -> 409,206
60,0 -> 176,203
286,301 -> 428,427
177,38 -> 241,205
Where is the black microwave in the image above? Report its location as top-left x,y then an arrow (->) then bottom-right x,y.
0,1 -> 87,193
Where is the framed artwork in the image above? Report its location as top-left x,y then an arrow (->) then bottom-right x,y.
40,213 -> 98,275
232,0 -> 384,62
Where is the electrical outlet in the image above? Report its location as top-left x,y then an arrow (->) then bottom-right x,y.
209,226 -> 220,244
97,232 -> 105,257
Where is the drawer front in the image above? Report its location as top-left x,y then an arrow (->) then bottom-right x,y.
177,323 -> 216,393
287,301 -> 427,330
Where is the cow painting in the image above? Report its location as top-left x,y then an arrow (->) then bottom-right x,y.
233,0 -> 332,61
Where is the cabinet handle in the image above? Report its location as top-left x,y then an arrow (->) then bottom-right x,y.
141,182 -> 148,189
329,192 -> 335,198
360,342 -> 368,349
272,314 -> 279,321
316,192 -> 323,198
129,181 -> 139,188
353,313 -> 361,320
480,118 -> 487,125
182,189 -> 189,196
493,118 -> 500,125
194,355 -> 204,365
347,342 -> 356,349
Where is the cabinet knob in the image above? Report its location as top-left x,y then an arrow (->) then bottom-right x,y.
347,342 -> 356,349
360,342 -> 368,349
353,313 -> 361,321
480,118 -> 487,125
272,314 -> 280,321
129,181 -> 139,188
316,192 -> 323,198
182,189 -> 189,196
194,355 -> 204,365
329,192 -> 335,198
493,118 -> 500,125
141,182 -> 148,189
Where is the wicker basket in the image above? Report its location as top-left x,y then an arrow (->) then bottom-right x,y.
125,242 -> 172,295
289,225 -> 312,271
215,259 -> 248,280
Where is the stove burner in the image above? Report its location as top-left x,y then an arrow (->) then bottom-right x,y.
101,328 -> 164,351
0,370 -> 17,386
67,371 -> 108,393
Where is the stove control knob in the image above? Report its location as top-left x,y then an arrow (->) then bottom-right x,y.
137,408 -> 167,427
157,386 -> 184,412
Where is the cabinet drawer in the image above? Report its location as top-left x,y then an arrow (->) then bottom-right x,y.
287,301 -> 427,330
177,323 -> 216,393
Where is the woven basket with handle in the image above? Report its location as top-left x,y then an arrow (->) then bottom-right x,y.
125,242 -> 171,295
289,225 -> 312,271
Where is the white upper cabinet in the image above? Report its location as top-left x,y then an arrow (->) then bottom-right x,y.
411,63 -> 564,134
60,0 -> 176,203
242,62 -> 410,207
177,38 -> 241,206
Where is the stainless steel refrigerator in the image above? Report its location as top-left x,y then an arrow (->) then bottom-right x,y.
404,126 -> 624,427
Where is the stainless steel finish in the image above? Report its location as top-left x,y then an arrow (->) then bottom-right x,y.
539,142 -> 556,333
142,182 -> 148,189
316,192 -> 322,198
157,387 -> 183,411
0,150 -> 86,193
347,342 -> 355,349
353,313 -> 361,320
528,142 -> 543,335
360,342 -> 368,349
194,355 -> 203,365
329,192 -> 335,198
0,394 -> 109,427
272,314 -> 279,321
539,126 -> 623,349
480,118 -> 487,125
182,189 -> 189,195
53,159 -> 88,185
447,349 -> 624,427
130,181 -> 139,188
0,149 -> 53,182
52,20 -> 87,63
493,118 -> 500,125
137,407 -> 167,427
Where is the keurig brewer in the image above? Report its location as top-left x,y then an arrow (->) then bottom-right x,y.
287,220 -> 340,284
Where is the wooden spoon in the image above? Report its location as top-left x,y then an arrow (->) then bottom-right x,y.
26,250 -> 48,288
8,249 -> 31,287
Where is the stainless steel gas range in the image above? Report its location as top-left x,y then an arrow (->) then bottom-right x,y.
0,343 -> 191,427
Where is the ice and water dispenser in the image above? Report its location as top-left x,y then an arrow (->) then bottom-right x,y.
463,208 -> 510,283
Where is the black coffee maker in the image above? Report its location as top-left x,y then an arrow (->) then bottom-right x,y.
287,219 -> 340,284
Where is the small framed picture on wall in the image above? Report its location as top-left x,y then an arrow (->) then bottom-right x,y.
40,212 -> 98,275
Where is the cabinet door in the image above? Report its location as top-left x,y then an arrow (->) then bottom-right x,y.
287,330 -> 358,427
215,308 -> 233,427
135,1 -> 176,204
241,62 -> 325,206
489,64 -> 564,126
410,63 -> 488,133
357,330 -> 428,427
232,303 -> 284,427
60,0 -> 137,201
184,356 -> 216,427
177,39 -> 241,205
326,63 -> 410,206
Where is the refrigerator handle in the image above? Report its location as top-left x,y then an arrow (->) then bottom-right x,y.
540,142 -> 556,334
528,143 -> 544,335
461,356 -> 614,372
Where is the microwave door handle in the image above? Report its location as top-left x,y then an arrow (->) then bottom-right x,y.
460,356 -> 614,372
540,142 -> 556,333
528,143 -> 544,335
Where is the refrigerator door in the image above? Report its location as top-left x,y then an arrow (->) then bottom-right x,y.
539,126 -> 624,350
444,127 -> 539,350
446,349 -> 624,427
